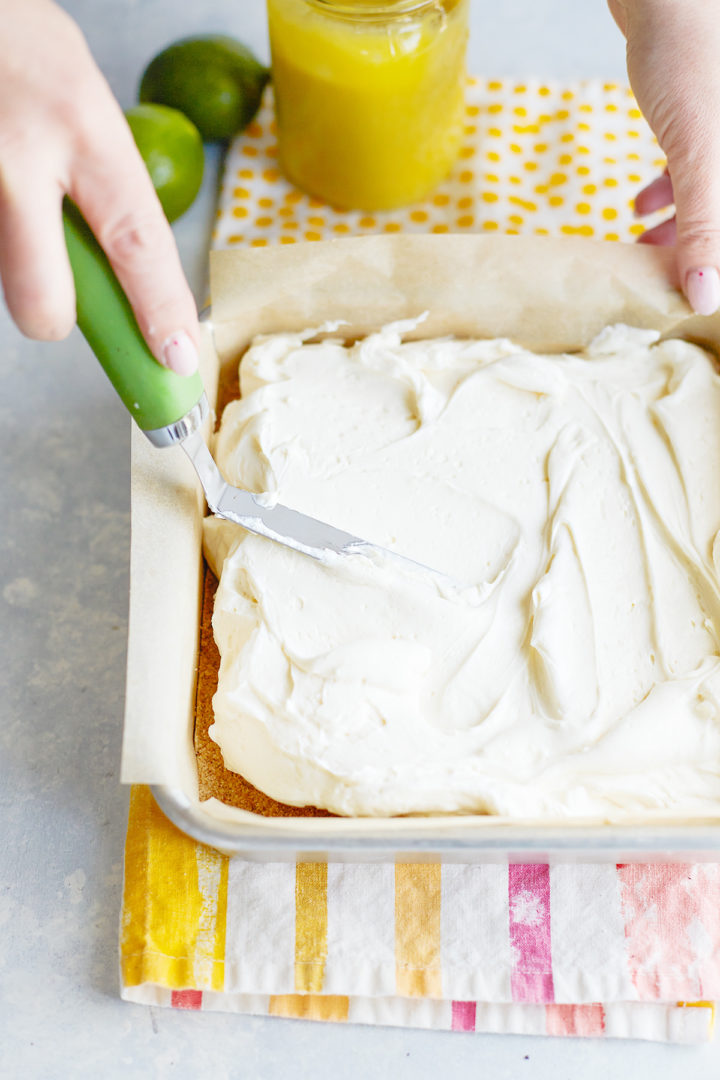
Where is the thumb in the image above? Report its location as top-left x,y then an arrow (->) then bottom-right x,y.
669,158 -> 720,316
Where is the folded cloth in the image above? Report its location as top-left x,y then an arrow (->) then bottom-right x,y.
213,78 -> 667,248
121,789 -> 716,1042
121,78 -> 718,1043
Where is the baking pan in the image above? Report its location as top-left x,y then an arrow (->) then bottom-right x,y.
121,234 -> 720,861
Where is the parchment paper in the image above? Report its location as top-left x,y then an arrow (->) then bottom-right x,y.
121,234 -> 720,806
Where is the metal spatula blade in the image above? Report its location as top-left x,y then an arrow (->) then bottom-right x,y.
180,424 -> 459,590
181,427 -> 369,560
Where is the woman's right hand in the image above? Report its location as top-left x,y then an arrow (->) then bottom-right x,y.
0,0 -> 199,374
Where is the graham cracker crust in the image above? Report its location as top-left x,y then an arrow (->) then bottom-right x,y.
193,359 -> 333,818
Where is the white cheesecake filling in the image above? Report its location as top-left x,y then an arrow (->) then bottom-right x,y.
202,321 -> 720,818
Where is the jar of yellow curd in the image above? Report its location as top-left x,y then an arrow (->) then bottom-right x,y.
266,0 -> 469,210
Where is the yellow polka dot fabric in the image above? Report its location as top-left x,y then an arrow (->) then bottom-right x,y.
213,78 -> 666,249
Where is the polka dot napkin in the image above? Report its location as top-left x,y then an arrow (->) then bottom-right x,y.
213,77 -> 668,249
120,79 -> 719,1044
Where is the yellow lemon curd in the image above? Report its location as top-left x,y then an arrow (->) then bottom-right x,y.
267,0 -> 469,210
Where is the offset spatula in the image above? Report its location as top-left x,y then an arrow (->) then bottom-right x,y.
62,203 -> 448,577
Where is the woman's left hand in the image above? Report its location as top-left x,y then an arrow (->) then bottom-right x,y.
609,0 -> 720,316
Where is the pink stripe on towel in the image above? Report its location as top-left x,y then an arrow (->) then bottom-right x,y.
546,1003 -> 606,1036
617,863 -> 720,1001
451,1000 -> 477,1031
508,864 -> 554,1003
171,989 -> 203,1010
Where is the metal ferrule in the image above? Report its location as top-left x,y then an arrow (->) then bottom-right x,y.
143,394 -> 209,448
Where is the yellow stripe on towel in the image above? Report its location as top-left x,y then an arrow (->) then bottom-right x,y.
121,786 -> 228,992
678,1002 -> 716,1038
269,994 -> 349,1021
295,862 -> 328,992
395,864 -> 443,997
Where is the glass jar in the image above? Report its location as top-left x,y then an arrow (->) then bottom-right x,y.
266,0 -> 469,210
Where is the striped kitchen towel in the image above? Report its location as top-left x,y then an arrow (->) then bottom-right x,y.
121,788 -> 717,1042
121,77 -> 719,1042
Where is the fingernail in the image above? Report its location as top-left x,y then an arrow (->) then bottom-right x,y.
161,330 -> 199,376
686,267 -> 720,316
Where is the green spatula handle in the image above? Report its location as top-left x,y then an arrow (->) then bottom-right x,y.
63,200 -> 204,436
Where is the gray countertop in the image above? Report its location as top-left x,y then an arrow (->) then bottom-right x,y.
2,1 -> 720,1076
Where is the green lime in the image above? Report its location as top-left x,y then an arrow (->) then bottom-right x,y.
125,103 -> 204,222
138,35 -> 269,142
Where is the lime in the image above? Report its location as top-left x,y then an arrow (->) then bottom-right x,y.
138,35 -> 269,142
125,103 -> 204,222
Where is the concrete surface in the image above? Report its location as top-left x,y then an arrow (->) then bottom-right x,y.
2,1 -> 720,1077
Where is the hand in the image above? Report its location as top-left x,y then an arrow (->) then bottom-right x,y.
609,0 -> 720,316
0,0 -> 199,374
